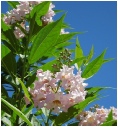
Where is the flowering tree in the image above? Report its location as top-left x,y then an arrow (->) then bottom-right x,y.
1,1 -> 117,126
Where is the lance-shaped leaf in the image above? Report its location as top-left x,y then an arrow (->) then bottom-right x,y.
75,37 -> 84,68
1,98 -> 32,126
29,15 -> 64,64
16,77 -> 33,103
82,49 -> 106,78
29,2 -> 50,41
103,58 -> 114,64
1,45 -> 17,75
56,32 -> 80,45
30,2 -> 50,24
101,110 -> 117,126
84,45 -> 94,65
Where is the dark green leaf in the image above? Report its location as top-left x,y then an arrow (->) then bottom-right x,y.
1,98 -> 33,126
75,37 -> 84,68
82,49 -> 106,78
26,73 -> 36,88
29,15 -> 64,64
1,45 -> 17,75
2,25 -> 19,53
54,95 -> 98,126
1,101 -> 13,115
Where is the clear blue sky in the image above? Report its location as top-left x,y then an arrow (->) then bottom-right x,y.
1,1 -> 117,109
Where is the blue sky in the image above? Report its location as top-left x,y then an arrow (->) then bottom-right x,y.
1,1 -> 117,109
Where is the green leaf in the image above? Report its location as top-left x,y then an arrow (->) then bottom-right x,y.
7,1 -> 19,8
26,73 -> 36,88
54,95 -> 98,126
16,77 -> 33,103
1,45 -> 11,59
84,45 -> 94,64
85,87 -> 105,98
103,58 -> 114,64
30,2 -> 50,26
106,110 -> 113,121
1,19 -> 11,31
29,15 -> 64,64
23,105 -> 34,115
56,32 -> 79,45
34,109 -> 43,116
1,98 -> 32,126
70,57 -> 86,66
82,49 -> 106,78
75,37 -> 84,68
2,25 -> 19,53
101,120 -> 117,126
1,102 -> 13,115
1,45 -> 17,75
55,42 -> 72,49
39,59 -> 57,71
54,9 -> 64,13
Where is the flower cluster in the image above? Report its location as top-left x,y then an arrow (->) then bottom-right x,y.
3,1 -> 55,25
76,106 -> 117,126
3,1 -> 55,39
24,65 -> 87,113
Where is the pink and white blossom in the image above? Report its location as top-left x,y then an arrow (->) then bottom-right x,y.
24,64 -> 87,113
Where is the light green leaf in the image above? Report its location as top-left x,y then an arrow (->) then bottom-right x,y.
7,1 -> 19,8
1,98 -> 32,126
1,45 -> 11,59
103,58 -> 114,64
16,77 -> 33,103
82,49 -> 106,78
30,2 -> 50,26
75,37 -> 84,68
29,15 -> 64,64
84,45 -> 94,65
70,57 -> 85,66
101,120 -> 117,126
57,32 -> 79,44
1,19 -> 11,31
